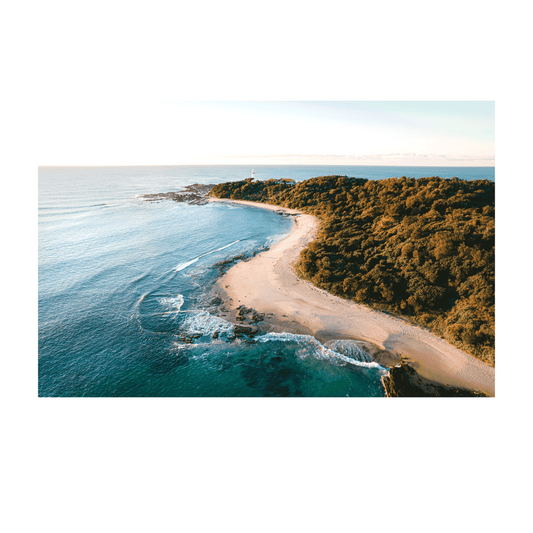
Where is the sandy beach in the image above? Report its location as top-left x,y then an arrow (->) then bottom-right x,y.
210,197 -> 495,396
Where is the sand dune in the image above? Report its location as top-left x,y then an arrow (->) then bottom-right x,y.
210,197 -> 495,396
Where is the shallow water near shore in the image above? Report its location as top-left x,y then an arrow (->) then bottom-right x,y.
39,165 -> 494,396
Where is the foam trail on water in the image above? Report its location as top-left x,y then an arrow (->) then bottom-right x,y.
176,258 -> 199,272
256,332 -> 385,370
175,240 -> 241,271
213,240 -> 241,253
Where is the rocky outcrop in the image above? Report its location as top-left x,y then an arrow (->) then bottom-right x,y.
236,305 -> 264,324
231,325 -> 259,339
141,184 -> 214,205
382,362 -> 486,397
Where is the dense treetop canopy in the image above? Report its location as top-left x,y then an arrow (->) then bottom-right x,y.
211,175 -> 495,366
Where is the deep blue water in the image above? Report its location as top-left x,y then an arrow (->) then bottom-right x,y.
38,165 -> 494,396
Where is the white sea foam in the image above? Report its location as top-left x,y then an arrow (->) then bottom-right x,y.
324,339 -> 374,363
180,311 -> 235,337
256,332 -> 384,370
159,294 -> 185,313
175,240 -> 241,272
176,258 -> 199,271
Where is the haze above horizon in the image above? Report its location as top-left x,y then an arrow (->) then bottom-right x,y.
37,99 -> 494,167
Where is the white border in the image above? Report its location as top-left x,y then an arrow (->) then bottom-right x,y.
17,84 -> 517,418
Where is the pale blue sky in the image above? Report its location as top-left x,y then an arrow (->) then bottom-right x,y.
37,97 -> 494,166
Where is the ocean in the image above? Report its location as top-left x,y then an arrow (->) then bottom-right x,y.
38,165 -> 495,396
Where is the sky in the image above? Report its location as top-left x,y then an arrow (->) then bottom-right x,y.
36,96 -> 494,167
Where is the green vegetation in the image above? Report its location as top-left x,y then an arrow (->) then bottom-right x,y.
211,175 -> 495,366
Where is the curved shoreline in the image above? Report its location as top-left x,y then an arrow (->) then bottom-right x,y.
210,196 -> 495,396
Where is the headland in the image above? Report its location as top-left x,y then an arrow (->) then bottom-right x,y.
210,196 -> 495,397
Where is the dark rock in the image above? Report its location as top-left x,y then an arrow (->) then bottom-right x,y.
211,296 -> 223,306
251,311 -> 264,322
140,184 -> 215,205
233,325 -> 259,337
382,362 -> 486,397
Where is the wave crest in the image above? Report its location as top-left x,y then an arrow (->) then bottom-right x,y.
176,240 -> 241,272
324,339 -> 374,363
256,332 -> 384,370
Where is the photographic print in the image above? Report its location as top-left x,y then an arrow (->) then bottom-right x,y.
38,101 -> 495,397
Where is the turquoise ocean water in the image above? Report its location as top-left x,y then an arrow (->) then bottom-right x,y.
38,165 -> 494,396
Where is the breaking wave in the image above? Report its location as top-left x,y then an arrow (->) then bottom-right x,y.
324,339 -> 374,363
175,258 -> 199,272
180,311 -> 235,337
175,240 -> 241,271
256,332 -> 384,370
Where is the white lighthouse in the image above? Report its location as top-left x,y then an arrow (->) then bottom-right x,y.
251,169 -> 255,179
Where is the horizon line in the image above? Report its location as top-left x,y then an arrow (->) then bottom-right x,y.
38,163 -> 496,169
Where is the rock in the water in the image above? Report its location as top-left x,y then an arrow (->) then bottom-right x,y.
232,325 -> 259,338
140,184 -> 214,205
